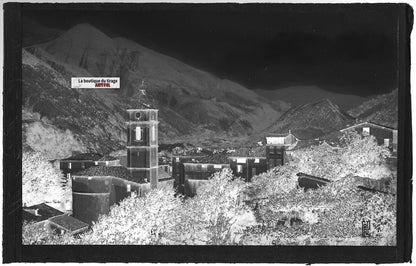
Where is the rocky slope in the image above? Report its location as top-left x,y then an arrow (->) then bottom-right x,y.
22,23 -> 289,158
261,98 -> 355,140
348,89 -> 398,128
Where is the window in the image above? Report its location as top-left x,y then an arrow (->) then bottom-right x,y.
68,162 -> 72,169
237,165 -> 243,173
237,158 -> 247,164
254,158 -> 260,163
202,164 -> 207,171
363,127 -> 370,135
127,184 -> 131,192
135,126 -> 142,140
151,126 -> 156,141
384,138 -> 390,147
176,157 -> 180,162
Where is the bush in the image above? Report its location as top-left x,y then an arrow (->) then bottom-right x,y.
22,151 -> 69,207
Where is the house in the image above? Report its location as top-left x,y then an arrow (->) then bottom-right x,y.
23,203 -> 88,236
265,131 -> 298,169
265,131 -> 298,150
59,153 -> 120,179
229,156 -> 268,182
340,121 -> 398,152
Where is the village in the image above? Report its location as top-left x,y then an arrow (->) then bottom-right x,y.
22,108 -> 398,245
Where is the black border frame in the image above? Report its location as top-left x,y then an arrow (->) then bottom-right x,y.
3,2 -> 413,263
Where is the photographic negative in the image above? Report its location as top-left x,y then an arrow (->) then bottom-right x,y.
3,2 -> 412,263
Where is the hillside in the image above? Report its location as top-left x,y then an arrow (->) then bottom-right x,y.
23,23 -> 289,158
348,89 -> 398,128
261,98 -> 355,140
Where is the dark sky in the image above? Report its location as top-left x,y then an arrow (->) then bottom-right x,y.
23,4 -> 400,97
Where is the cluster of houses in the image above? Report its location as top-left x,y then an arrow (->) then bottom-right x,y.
23,109 -> 398,239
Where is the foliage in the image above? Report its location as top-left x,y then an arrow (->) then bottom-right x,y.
292,131 -> 392,181
30,130 -> 395,246
22,221 -> 52,245
358,192 -> 396,245
22,151 -> 69,207
75,187 -> 181,245
42,169 -> 254,245
248,164 -> 299,200
173,168 -> 253,244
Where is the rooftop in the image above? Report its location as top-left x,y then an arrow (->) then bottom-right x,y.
74,166 -> 138,182
61,153 -> 103,161
48,214 -> 89,234
23,203 -> 64,223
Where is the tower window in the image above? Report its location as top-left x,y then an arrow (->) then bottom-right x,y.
135,126 -> 142,140
151,126 -> 156,141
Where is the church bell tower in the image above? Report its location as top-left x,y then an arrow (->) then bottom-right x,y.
126,109 -> 159,188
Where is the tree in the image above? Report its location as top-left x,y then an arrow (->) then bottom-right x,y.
75,187 -> 182,245
22,151 -> 69,207
291,131 -> 392,181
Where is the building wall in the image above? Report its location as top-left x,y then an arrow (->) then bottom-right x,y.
343,124 -> 395,147
59,160 -> 96,175
172,156 -> 206,195
229,157 -> 267,182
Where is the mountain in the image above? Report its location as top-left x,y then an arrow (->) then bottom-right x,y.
22,23 -> 290,158
262,98 -> 355,140
255,85 -> 367,111
348,89 -> 398,128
